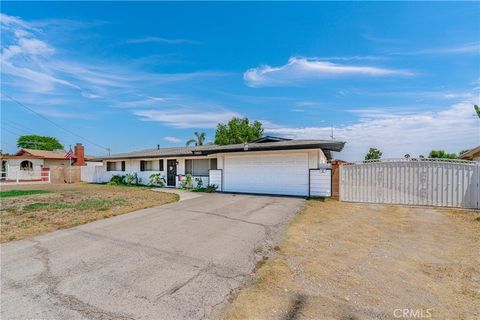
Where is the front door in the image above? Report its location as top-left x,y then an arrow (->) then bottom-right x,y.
167,160 -> 177,186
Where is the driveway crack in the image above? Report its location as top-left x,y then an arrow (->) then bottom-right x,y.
30,239 -> 134,320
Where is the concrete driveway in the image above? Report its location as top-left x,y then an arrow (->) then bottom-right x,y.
1,193 -> 304,320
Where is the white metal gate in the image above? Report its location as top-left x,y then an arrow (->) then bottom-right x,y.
340,159 -> 479,209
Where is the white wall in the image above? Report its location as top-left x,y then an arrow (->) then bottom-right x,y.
83,148 -> 330,193
209,170 -> 222,191
2,158 -> 44,180
310,166 -> 332,197
85,157 -> 211,187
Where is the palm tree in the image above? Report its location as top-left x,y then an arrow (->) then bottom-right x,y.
186,132 -> 206,146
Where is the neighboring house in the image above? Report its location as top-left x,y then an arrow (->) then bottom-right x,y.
93,137 -> 345,196
0,143 -> 94,182
459,146 -> 480,162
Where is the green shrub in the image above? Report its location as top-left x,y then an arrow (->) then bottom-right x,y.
149,173 -> 165,187
179,173 -> 193,189
108,175 -> 126,185
193,178 -> 204,191
191,184 -> 218,193
205,184 -> 218,193
125,173 -> 141,185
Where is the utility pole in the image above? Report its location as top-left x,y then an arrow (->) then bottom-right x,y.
330,125 -> 334,140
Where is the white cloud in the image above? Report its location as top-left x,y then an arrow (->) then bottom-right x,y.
265,100 -> 480,161
244,57 -> 413,87
394,42 -> 480,55
164,136 -> 182,143
0,13 -> 227,121
133,109 -> 240,128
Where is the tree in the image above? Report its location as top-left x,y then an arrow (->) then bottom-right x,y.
459,148 -> 470,156
186,132 -> 206,146
17,135 -> 63,151
428,150 -> 457,159
364,148 -> 382,161
475,105 -> 480,119
214,117 -> 264,145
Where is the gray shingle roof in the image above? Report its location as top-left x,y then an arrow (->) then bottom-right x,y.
94,139 -> 346,160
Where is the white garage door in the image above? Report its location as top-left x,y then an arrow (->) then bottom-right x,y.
223,153 -> 309,196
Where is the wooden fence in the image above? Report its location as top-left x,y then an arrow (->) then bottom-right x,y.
340,159 -> 479,209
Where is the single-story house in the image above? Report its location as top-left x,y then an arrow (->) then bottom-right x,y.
459,146 -> 480,162
1,143 -> 95,182
93,137 -> 345,196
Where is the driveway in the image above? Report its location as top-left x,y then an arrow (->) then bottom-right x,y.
1,193 -> 304,320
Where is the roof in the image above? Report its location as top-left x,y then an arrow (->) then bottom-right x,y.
95,139 -> 346,160
8,149 -> 96,160
16,149 -> 68,159
459,146 -> 480,160
0,155 -> 45,159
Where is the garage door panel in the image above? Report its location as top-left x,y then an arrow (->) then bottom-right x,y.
224,153 -> 309,196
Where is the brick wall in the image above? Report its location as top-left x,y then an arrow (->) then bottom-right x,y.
331,160 -> 347,199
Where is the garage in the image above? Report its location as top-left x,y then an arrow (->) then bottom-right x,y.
223,152 -> 309,196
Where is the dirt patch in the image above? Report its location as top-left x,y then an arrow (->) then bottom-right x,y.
222,200 -> 480,320
0,183 -> 178,243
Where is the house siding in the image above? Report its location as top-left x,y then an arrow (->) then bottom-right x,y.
86,148 -> 329,195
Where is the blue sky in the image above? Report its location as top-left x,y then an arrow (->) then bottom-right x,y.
1,2 -> 479,160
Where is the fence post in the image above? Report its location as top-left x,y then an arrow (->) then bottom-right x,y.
475,162 -> 480,209
331,160 -> 347,199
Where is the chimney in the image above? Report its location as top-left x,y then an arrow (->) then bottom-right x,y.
74,143 -> 85,166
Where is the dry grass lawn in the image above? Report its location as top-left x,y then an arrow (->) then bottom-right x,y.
223,200 -> 480,320
0,183 -> 178,243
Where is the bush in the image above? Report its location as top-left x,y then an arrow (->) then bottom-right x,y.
194,178 -> 204,190
179,173 -> 193,189
108,175 -> 126,185
125,173 -> 141,185
191,184 -> 218,193
205,184 -> 218,193
149,173 -> 165,187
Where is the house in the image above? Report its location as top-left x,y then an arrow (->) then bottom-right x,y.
459,146 -> 480,162
93,138 -> 345,196
1,143 -> 94,183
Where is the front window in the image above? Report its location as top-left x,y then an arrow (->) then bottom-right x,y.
140,160 -> 154,171
185,159 -> 216,176
20,160 -> 33,171
106,161 -> 125,171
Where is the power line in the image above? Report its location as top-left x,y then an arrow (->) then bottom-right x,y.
1,92 -> 110,153
2,118 -> 36,133
1,122 -> 30,135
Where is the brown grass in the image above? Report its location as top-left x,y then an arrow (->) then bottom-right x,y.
222,200 -> 480,320
0,183 -> 178,243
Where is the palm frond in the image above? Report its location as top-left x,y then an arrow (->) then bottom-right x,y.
185,139 -> 197,146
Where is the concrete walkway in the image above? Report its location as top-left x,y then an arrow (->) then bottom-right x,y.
1,193 -> 304,320
151,187 -> 205,201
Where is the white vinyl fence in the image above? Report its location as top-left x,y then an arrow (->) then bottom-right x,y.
0,170 -> 50,185
81,166 -> 160,184
340,159 -> 479,209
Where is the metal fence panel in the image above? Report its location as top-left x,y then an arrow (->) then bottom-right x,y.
340,160 -> 479,209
